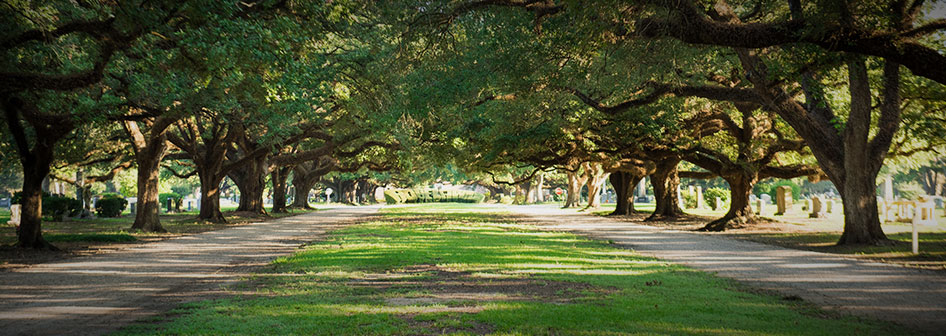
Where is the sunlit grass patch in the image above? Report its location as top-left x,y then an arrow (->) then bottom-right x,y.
116,203 -> 907,335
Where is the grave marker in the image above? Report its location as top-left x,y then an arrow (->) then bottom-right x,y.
775,186 -> 792,215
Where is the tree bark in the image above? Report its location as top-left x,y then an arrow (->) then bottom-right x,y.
700,172 -> 757,231
19,154 -> 55,249
646,158 -> 683,221
271,166 -> 291,213
130,146 -> 167,232
198,173 -> 226,223
124,118 -> 174,233
581,162 -> 608,210
563,170 -> 587,208
2,95 -> 72,249
290,176 -> 317,208
609,171 -> 642,216
230,156 -> 267,214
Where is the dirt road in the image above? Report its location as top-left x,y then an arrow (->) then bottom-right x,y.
0,206 -> 377,336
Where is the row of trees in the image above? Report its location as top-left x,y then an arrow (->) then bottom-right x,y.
2,0 -> 945,248
1,1 -> 403,249
378,0 -> 946,244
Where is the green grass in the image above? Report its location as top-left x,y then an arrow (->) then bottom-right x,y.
115,203 -> 904,335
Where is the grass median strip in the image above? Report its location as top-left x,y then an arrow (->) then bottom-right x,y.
116,204 -> 904,335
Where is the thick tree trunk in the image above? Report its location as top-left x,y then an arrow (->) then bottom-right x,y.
290,175 -> 318,209
3,96 -> 68,250
198,173 -> 226,223
582,163 -> 608,210
646,158 -> 683,221
18,161 -> 54,249
700,173 -> 757,231
563,171 -> 586,208
836,150 -> 889,244
609,171 -> 641,216
271,167 -> 291,213
131,147 -> 167,232
231,157 -> 267,214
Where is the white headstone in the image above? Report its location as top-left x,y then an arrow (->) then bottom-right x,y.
884,176 -> 894,201
696,186 -> 705,209
8,204 -> 21,226
810,196 -> 826,218
761,194 -> 772,204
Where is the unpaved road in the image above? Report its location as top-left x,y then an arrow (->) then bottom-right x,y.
0,206 -> 378,336
509,205 -> 946,334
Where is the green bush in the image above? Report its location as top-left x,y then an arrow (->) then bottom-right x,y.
704,187 -> 729,210
44,196 -> 83,220
12,192 -> 82,220
95,196 -> 128,218
680,189 -> 697,209
383,188 -> 485,204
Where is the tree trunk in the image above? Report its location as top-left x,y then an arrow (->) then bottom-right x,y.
271,167 -> 291,213
609,171 -> 641,216
198,173 -> 226,223
646,158 -> 683,221
231,157 -> 267,214
700,172 -> 756,231
18,158 -> 54,249
582,163 -> 608,210
3,95 -> 69,250
290,170 -> 320,208
563,170 -> 586,208
131,144 -> 167,232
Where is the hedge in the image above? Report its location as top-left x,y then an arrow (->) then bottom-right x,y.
383,188 -> 485,204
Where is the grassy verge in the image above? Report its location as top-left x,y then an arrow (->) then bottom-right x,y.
724,232 -> 946,270
117,204 -> 903,335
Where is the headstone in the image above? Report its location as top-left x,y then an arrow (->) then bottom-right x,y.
0,198 -> 9,208
696,186 -> 705,209
756,199 -> 766,216
884,176 -> 894,202
804,198 -> 812,212
714,197 -> 722,211
687,185 -> 695,195
761,194 -> 772,205
826,199 -> 834,213
749,194 -> 758,203
934,197 -> 943,209
775,186 -> 792,215
810,196 -> 827,218
676,187 -> 684,209
636,178 -> 647,198
130,202 -> 137,215
7,204 -> 21,226
325,188 -> 333,204
914,197 -> 938,226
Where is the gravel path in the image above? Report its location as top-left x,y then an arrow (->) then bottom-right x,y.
509,205 -> 946,335
0,206 -> 378,336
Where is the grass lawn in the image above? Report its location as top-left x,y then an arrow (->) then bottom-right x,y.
116,203 -> 903,335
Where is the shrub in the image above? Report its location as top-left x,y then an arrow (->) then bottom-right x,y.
95,196 -> 128,218
382,188 -> 485,204
12,192 -> 82,221
680,190 -> 697,209
44,196 -> 83,220
704,187 -> 729,210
